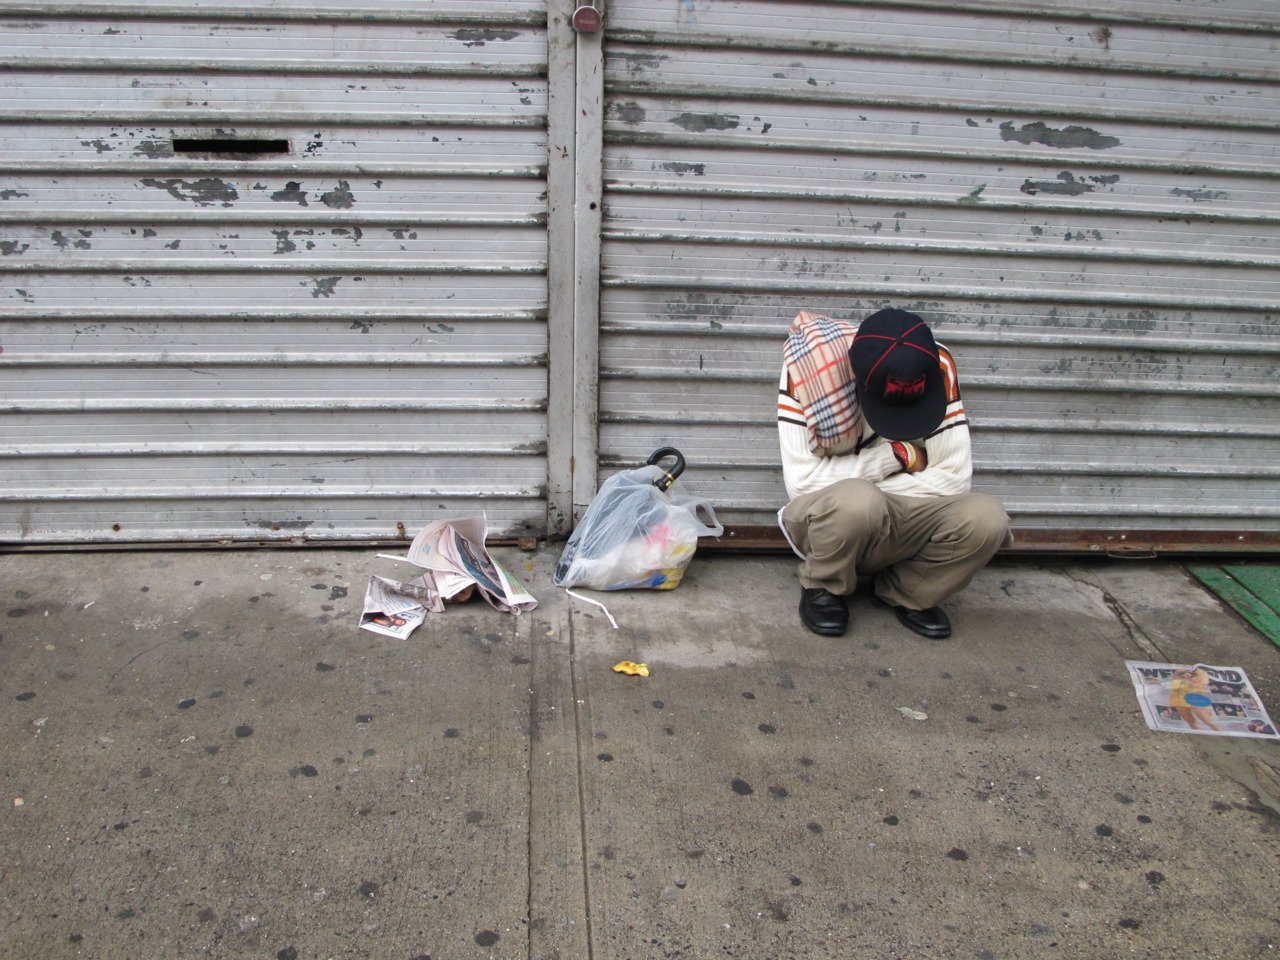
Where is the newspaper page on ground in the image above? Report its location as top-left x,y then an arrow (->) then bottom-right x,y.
1125,661 -> 1280,740
360,515 -> 536,638
359,575 -> 438,640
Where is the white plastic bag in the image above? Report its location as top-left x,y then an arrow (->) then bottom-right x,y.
553,449 -> 723,591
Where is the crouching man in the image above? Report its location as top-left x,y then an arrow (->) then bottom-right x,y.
777,308 -> 1013,639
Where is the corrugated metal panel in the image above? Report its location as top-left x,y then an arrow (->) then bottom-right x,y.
596,0 -> 1280,534
0,2 -> 552,542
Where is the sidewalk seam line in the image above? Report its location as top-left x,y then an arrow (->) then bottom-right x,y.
525,610 -> 536,958
1064,566 -> 1167,661
568,603 -> 596,960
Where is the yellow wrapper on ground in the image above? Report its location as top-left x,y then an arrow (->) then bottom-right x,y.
612,661 -> 650,677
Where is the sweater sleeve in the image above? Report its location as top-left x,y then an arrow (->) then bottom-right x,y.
874,411 -> 973,497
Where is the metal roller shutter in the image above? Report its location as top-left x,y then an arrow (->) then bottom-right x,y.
0,2 -> 551,543
596,0 -> 1280,551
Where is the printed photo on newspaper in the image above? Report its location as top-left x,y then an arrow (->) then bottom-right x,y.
435,526 -> 536,613
1125,661 -> 1279,740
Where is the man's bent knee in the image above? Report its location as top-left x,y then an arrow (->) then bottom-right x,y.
817,478 -> 891,530
952,493 -> 1012,547
798,480 -> 891,555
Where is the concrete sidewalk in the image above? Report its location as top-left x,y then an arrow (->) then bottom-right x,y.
2,547 -> 1278,960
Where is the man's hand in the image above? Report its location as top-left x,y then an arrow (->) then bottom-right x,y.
890,441 -> 928,474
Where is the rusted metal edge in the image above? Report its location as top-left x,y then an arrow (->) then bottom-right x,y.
2,528 -> 1277,557
695,526 -> 1280,557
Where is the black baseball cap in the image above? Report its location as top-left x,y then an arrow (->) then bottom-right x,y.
849,309 -> 946,441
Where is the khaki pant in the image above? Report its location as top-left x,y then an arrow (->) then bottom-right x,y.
780,478 -> 1013,609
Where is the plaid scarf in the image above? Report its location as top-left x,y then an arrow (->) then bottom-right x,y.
783,310 -> 861,453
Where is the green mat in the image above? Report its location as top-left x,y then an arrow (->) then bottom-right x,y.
1189,564 -> 1280,647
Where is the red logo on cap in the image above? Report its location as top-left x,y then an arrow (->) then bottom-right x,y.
885,375 -> 926,401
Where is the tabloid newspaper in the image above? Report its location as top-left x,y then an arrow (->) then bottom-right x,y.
360,515 -> 536,639
1125,661 -> 1279,740
359,575 -> 437,639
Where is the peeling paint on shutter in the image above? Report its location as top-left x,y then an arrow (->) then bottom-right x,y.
596,0 -> 1280,544
0,2 -> 551,543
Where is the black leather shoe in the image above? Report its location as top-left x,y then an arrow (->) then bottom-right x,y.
893,604 -> 952,640
799,587 -> 849,637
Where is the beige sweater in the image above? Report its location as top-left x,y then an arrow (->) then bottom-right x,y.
777,344 -> 973,501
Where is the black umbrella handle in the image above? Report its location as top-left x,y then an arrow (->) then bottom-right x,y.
645,447 -> 686,492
